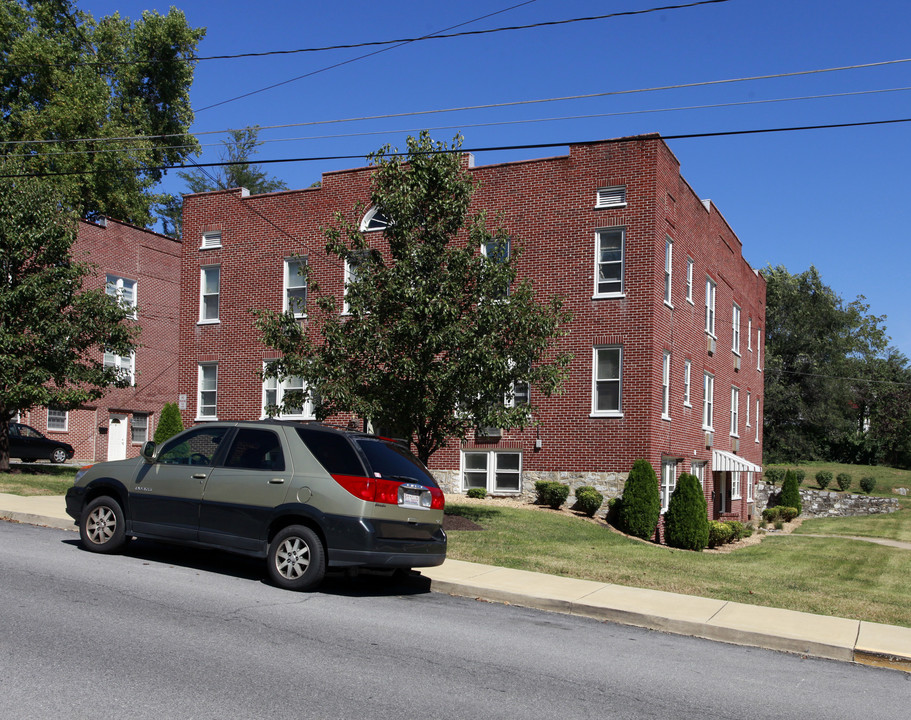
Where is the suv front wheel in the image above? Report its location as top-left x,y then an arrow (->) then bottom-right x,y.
268,525 -> 326,591
79,496 -> 127,553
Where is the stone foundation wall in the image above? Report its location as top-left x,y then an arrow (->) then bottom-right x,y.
432,469 -> 627,506
755,482 -> 900,518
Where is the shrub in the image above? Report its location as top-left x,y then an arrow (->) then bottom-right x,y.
860,476 -> 877,494
836,473 -> 852,492
794,469 -> 805,486
726,520 -> 746,541
605,497 -> 623,526
779,470 -> 802,516
778,506 -> 799,522
574,486 -> 604,517
664,473 -> 709,551
741,522 -> 755,539
708,521 -> 734,548
538,482 -> 570,509
815,470 -> 833,490
534,480 -> 552,503
466,488 -> 487,499
619,460 -> 661,540
764,468 -> 784,486
153,402 -> 184,444
762,507 -> 781,524
774,519 -> 784,530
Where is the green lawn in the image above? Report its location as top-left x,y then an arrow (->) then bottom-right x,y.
0,464 -> 79,496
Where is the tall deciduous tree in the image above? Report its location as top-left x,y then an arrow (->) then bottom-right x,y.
0,0 -> 204,226
256,132 -> 571,464
0,166 -> 138,470
157,126 -> 289,238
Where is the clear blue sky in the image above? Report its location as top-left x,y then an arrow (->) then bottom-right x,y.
82,0 -> 911,356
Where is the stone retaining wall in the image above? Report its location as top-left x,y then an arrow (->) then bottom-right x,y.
755,482 -> 900,518
432,469 -> 627,503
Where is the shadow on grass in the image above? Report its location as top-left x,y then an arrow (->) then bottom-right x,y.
5,463 -> 78,477
444,504 -> 505,522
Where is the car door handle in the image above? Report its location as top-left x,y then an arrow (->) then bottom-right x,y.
192,473 -> 207,480
269,478 -> 285,484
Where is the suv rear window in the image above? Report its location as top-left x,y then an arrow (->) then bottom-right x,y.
354,438 -> 439,489
295,427 -> 365,476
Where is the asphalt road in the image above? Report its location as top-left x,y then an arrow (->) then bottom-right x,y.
1,520 -> 908,719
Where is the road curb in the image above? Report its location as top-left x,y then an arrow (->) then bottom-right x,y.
0,511 -> 76,532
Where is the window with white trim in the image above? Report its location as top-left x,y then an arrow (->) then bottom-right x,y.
664,237 -> 673,306
592,346 -> 622,416
748,317 -> 753,351
661,459 -> 677,513
594,228 -> 624,297
462,450 -> 522,493
685,257 -> 694,303
199,266 -> 220,322
661,351 -> 671,419
284,258 -> 307,317
482,238 -> 511,299
730,386 -> 740,437
131,414 -> 148,444
756,327 -> 762,370
197,363 -> 218,419
595,186 -> 626,208
504,379 -> 529,408
360,206 -> 391,232
47,408 -> 68,431
201,231 -> 222,249
746,471 -> 754,502
705,277 -> 716,336
755,398 -> 761,442
104,350 -> 135,385
731,470 -> 742,500
262,369 -> 317,420
746,390 -> 752,427
106,275 -> 137,318
732,303 -> 741,355
703,372 -> 714,430
683,359 -> 692,407
692,460 -> 706,487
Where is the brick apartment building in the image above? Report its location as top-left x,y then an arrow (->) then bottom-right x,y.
18,217 -> 181,462
178,133 -> 765,524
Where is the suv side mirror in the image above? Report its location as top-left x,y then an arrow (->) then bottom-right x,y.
141,441 -> 157,462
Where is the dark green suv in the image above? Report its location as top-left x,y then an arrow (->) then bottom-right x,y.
65,421 -> 446,591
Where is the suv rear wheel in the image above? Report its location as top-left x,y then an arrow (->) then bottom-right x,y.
80,496 -> 127,553
268,525 -> 326,591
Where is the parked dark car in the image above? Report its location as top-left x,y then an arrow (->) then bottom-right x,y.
8,423 -> 75,464
65,421 -> 446,591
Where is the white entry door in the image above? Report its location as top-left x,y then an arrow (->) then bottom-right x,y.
107,414 -> 128,461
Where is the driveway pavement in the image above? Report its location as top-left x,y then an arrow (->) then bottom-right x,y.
3,491 -> 910,673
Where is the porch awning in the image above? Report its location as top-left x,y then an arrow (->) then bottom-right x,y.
712,449 -> 762,474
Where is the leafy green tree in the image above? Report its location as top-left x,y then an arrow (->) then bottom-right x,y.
778,469 -> 802,516
255,132 -> 571,464
664,473 -> 709,551
0,167 -> 138,470
153,402 -> 184,444
157,126 -> 289,238
0,0 -> 204,226
619,460 -> 661,540
763,265 -> 888,463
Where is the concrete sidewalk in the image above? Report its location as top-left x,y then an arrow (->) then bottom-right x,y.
3,492 -> 910,672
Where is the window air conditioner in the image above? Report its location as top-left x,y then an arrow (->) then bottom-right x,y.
707,335 -> 716,355
705,431 -> 713,448
733,356 -> 741,372
732,437 -> 740,453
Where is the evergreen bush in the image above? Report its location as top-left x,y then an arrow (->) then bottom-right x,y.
619,460 -> 661,540
726,520 -> 746,541
815,470 -> 833,489
574,486 -> 604,517
153,402 -> 184,444
779,470 -> 802,516
794,469 -> 805,486
762,507 -> 780,524
605,497 -> 623,526
778,506 -> 799,522
538,482 -> 570,509
708,521 -> 734,547
764,468 -> 784,486
860,476 -> 877,494
664,473 -> 709,551
836,473 -> 852,492
466,488 -> 487,499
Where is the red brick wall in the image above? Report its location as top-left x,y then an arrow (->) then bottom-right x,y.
178,135 -> 765,521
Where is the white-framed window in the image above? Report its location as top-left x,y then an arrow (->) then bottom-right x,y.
360,206 -> 391,232
131,414 -> 148,444
461,450 -> 522,493
746,471 -> 754,502
755,398 -> 761,442
262,369 -> 317,420
47,408 -> 68,432
595,186 -> 626,208
197,363 -> 218,419
664,237 -> 673,306
731,470 -> 742,500
691,460 -> 706,487
703,372 -> 714,430
661,459 -> 677,513
746,390 -> 752,427
594,228 -> 625,297
683,359 -> 692,407
730,386 -> 740,437
732,303 -> 741,355
705,277 -> 716,336
748,317 -> 753,351
199,265 -> 220,323
661,351 -> 671,420
504,379 -> 529,408
105,275 -> 137,318
481,238 -> 511,299
592,346 -> 622,416
756,327 -> 762,370
201,231 -> 222,249
686,257 -> 694,303
284,257 -> 307,318
104,350 -> 135,385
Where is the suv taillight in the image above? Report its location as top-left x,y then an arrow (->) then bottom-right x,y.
332,474 -> 444,510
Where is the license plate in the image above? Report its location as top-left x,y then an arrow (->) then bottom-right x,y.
402,489 -> 422,507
